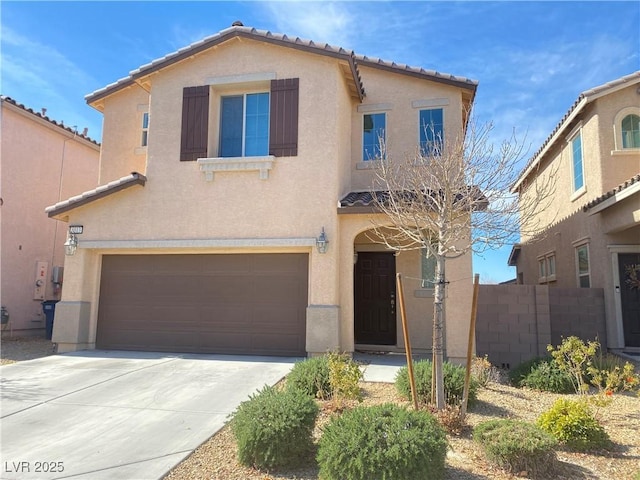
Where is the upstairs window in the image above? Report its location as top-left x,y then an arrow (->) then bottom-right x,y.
419,108 -> 443,156
141,112 -> 149,147
571,132 -> 584,192
220,93 -> 269,157
538,252 -> 556,284
362,113 -> 386,160
180,78 -> 299,162
621,114 -> 640,148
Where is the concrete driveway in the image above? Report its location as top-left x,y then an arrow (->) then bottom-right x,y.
0,350 -> 297,479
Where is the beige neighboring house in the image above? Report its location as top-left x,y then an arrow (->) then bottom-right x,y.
46,24 -> 479,360
509,71 -> 640,351
1,96 -> 100,336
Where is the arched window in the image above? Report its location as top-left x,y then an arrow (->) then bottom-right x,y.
621,114 -> 640,148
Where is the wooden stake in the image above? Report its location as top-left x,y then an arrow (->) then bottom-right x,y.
461,273 -> 480,418
397,273 -> 418,410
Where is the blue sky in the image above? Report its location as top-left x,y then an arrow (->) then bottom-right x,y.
2,1 -> 639,283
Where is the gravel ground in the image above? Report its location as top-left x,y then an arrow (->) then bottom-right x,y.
166,381 -> 640,480
0,336 -> 56,365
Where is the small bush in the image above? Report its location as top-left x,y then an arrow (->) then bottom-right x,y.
474,419 -> 557,478
548,336 -> 599,394
395,359 -> 477,406
317,403 -> 447,480
587,352 -> 640,394
509,357 -> 548,387
537,398 -> 611,451
327,352 -> 363,407
471,355 -> 500,387
286,355 -> 331,399
232,385 -> 319,469
432,404 -> 466,435
520,360 -> 575,393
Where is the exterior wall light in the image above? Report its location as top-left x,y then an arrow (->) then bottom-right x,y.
64,232 -> 78,256
316,227 -> 329,254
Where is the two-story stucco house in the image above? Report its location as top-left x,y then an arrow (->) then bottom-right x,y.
509,71 -> 640,351
1,97 -> 100,336
46,24 -> 478,360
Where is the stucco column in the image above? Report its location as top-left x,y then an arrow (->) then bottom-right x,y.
306,225 -> 341,355
52,248 -> 100,352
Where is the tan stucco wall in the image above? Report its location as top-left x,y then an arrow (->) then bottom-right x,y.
515,81 -> 640,349
0,101 -> 99,334
99,85 -> 149,183
349,66 -> 465,191
55,36 -> 474,358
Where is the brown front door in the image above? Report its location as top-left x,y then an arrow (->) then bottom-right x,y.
619,253 -> 640,347
354,252 -> 396,345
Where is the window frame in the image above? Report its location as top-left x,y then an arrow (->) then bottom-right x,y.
612,106 -> 640,153
362,112 -> 386,161
141,112 -> 149,147
421,248 -> 437,289
218,91 -> 270,158
537,251 -> 556,284
418,107 -> 444,156
575,243 -> 591,288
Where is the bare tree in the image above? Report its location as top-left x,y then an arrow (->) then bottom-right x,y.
369,116 -> 556,409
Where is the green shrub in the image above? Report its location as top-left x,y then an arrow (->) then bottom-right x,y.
520,360 -> 574,393
231,385 -> 319,469
317,403 -> 447,480
509,357 -> 549,387
537,398 -> 611,451
286,355 -> 331,398
473,419 -> 557,478
471,355 -> 500,387
395,359 -> 477,406
548,336 -> 599,394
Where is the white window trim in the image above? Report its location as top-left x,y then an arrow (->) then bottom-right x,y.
612,106 -> 640,152
218,91 -> 270,159
566,124 -> 586,200
360,111 -> 387,166
418,107 -> 445,155
135,104 -> 149,155
575,242 -> 591,288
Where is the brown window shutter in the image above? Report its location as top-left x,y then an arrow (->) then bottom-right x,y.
180,86 -> 209,161
269,78 -> 299,157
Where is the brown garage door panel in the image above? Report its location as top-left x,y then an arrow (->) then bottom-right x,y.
97,254 -> 308,356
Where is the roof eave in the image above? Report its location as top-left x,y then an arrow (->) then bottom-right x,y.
46,172 -> 147,219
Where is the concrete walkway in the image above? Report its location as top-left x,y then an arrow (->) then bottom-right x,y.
0,351 -> 297,479
355,352 -> 429,382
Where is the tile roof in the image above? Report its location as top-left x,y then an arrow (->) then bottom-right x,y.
511,71 -> 640,192
1,96 -> 100,146
45,172 -> 147,217
85,25 -> 477,105
583,173 -> 640,212
339,188 -> 488,213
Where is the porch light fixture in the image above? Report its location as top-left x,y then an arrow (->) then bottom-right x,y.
316,227 -> 329,254
64,232 -> 78,256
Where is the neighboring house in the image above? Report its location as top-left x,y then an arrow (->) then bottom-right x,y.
1,96 -> 100,336
509,71 -> 640,351
46,24 -> 478,360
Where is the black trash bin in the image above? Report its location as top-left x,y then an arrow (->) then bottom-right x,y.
42,300 -> 59,340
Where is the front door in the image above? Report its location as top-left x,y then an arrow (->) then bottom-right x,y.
619,253 -> 640,347
354,252 -> 397,345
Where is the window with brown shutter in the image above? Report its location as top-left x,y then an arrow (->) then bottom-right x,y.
269,78 -> 299,157
180,86 -> 209,161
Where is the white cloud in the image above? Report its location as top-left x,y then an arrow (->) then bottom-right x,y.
1,26 -> 102,139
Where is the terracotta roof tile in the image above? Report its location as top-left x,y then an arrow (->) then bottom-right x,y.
45,172 -> 146,217
1,96 -> 100,146
86,25 -> 477,104
583,174 -> 640,211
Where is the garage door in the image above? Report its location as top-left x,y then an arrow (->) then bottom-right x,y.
96,254 -> 308,356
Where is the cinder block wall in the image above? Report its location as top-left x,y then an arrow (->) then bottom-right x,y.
476,285 -> 605,369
